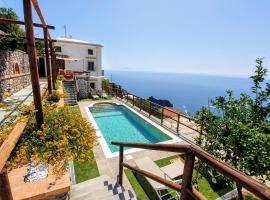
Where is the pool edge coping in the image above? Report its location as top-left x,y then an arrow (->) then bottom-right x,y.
84,100 -> 181,158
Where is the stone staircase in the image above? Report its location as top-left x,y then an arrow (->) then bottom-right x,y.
63,81 -> 77,105
70,175 -> 139,200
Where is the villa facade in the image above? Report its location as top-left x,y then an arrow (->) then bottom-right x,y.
54,37 -> 104,90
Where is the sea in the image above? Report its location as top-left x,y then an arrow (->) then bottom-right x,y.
104,70 -> 254,116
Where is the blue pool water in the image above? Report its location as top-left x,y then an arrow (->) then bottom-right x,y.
90,103 -> 171,152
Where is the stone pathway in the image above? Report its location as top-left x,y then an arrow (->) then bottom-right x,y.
0,79 -> 47,125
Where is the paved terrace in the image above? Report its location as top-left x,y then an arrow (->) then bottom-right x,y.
78,98 -> 200,192
0,79 -> 47,125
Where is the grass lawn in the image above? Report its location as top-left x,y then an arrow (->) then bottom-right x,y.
125,169 -> 150,200
74,152 -> 100,183
125,155 -> 235,200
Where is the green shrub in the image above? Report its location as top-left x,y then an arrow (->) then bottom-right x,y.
7,105 -> 96,174
46,91 -> 60,103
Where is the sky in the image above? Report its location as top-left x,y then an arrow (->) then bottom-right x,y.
1,0 -> 270,77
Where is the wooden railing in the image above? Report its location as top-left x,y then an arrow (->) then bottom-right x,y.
111,142 -> 270,200
105,83 -> 202,136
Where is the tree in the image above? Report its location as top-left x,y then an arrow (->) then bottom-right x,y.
195,58 -> 270,199
0,8 -> 25,36
0,7 -> 44,54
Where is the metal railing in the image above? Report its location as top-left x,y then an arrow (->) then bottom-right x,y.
112,142 -> 270,200
104,83 -> 203,138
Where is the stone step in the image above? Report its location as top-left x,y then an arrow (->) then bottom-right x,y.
63,81 -> 77,105
70,175 -> 138,200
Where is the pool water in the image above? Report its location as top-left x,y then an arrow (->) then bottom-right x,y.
90,104 -> 171,152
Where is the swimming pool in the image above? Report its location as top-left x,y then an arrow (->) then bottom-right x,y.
89,103 -> 172,153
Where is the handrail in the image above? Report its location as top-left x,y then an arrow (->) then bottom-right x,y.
112,141 -> 270,200
123,162 -> 182,191
124,162 -> 206,200
107,83 -> 202,134
111,142 -> 192,153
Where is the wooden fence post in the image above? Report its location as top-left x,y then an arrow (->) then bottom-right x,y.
118,146 -> 124,186
180,153 -> 195,200
161,107 -> 164,125
177,114 -> 180,133
49,40 -> 56,90
132,95 -> 135,106
43,27 -> 52,94
23,0 -> 44,128
149,102 -> 152,117
0,169 -> 13,200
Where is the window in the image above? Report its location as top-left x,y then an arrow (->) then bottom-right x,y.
14,63 -> 20,74
88,62 -> 94,71
90,82 -> 95,89
55,46 -> 62,52
88,49 -> 93,55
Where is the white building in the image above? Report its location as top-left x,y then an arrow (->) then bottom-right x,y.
54,37 -> 104,90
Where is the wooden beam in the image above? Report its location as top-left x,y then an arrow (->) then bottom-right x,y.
43,27 -> 52,94
23,0 -> 44,128
123,162 -> 182,191
111,142 -> 192,153
0,169 -> 13,200
49,40 -> 56,89
191,145 -> 270,200
0,18 -> 55,29
118,146 -> 124,186
180,153 -> 195,200
31,0 -> 46,26
0,119 -> 28,172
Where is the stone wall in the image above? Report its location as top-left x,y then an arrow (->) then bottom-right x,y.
76,74 -> 102,99
0,50 -> 31,100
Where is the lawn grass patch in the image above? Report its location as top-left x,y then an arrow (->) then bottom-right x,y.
74,152 -> 100,183
125,169 -> 150,200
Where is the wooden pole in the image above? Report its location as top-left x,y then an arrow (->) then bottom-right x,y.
177,114 -> 180,133
149,102 -> 152,117
0,169 -> 13,200
118,146 -> 124,186
49,40 -> 56,90
43,27 -> 52,94
180,153 -> 195,200
161,107 -> 164,125
23,0 -> 44,128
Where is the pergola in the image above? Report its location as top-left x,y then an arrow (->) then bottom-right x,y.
0,1 -> 63,199
0,0 -> 57,128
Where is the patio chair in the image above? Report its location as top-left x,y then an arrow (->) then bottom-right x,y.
90,88 -> 99,99
98,90 -> 108,99
134,157 -> 182,200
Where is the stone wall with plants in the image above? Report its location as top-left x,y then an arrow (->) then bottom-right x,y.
0,50 -> 31,99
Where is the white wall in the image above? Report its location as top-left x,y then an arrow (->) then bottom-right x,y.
54,41 -> 102,76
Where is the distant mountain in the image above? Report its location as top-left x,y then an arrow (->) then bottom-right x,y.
148,96 -> 173,107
